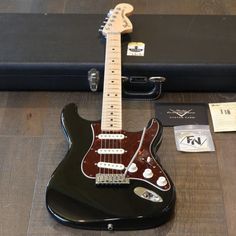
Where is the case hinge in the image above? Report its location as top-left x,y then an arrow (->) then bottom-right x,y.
88,68 -> 100,92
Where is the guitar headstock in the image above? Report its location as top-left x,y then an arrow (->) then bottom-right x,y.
99,3 -> 134,36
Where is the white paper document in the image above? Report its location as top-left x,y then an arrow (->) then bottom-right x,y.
209,102 -> 236,132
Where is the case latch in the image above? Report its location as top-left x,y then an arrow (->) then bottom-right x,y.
88,68 -> 100,92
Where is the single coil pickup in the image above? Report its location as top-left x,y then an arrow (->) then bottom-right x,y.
97,162 -> 125,170
98,133 -> 125,140
97,148 -> 125,154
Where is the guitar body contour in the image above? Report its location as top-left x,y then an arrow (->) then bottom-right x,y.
46,103 -> 176,230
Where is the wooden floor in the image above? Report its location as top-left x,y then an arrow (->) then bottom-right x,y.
0,1 -> 236,236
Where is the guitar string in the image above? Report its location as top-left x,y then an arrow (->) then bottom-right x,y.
99,128 -> 102,176
108,129 -> 111,176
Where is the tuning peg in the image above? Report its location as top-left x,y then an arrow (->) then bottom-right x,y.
98,28 -> 103,33
103,20 -> 107,24
107,9 -> 113,17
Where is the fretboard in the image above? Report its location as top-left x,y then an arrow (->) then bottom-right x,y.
101,33 -> 122,131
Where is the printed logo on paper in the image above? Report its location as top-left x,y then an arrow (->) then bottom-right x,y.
127,42 -> 145,56
180,135 -> 207,147
167,109 -> 196,119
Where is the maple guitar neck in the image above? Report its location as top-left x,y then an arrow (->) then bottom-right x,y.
101,33 -> 122,131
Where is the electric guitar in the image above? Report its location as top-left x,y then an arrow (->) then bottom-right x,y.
46,3 -> 176,231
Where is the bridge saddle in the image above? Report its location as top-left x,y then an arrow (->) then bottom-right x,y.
95,173 -> 130,185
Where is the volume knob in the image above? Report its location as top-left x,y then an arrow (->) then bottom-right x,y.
156,176 -> 167,187
143,168 -> 153,179
128,163 -> 138,173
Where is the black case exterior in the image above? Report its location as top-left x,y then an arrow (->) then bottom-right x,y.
0,13 -> 236,92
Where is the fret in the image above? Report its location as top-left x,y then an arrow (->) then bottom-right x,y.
101,33 -> 122,131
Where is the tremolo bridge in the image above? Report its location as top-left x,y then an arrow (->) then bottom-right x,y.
96,173 -> 130,185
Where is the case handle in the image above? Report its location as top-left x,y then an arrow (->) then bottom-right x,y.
122,76 -> 166,100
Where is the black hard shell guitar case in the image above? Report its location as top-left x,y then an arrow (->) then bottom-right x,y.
0,14 -> 236,93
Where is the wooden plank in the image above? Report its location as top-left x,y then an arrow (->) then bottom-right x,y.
0,92 -> 48,136
215,133 -> 236,236
0,137 -> 42,236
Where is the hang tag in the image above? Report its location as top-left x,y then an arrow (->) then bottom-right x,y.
174,125 -> 215,152
127,42 -> 145,56
209,102 -> 236,132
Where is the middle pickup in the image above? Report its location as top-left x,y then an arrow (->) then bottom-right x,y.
97,148 -> 125,154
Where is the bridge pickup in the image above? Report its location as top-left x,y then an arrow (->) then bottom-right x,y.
95,174 -> 130,185
97,162 -> 125,170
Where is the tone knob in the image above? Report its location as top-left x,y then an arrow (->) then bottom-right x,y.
128,163 -> 138,173
156,176 -> 167,187
143,168 -> 153,179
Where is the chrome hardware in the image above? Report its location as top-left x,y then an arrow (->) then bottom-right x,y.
134,187 -> 163,203
95,174 -> 130,185
107,9 -> 113,17
122,76 -> 129,82
149,76 -> 166,83
107,224 -> 113,231
88,68 -> 100,92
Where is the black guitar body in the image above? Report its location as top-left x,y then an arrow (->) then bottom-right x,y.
46,103 -> 176,230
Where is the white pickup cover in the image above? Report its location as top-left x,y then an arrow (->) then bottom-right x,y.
97,148 -> 125,154
98,134 -> 125,140
97,162 -> 125,170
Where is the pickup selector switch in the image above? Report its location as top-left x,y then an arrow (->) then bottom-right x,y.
143,168 -> 153,179
156,176 -> 167,187
128,163 -> 138,173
